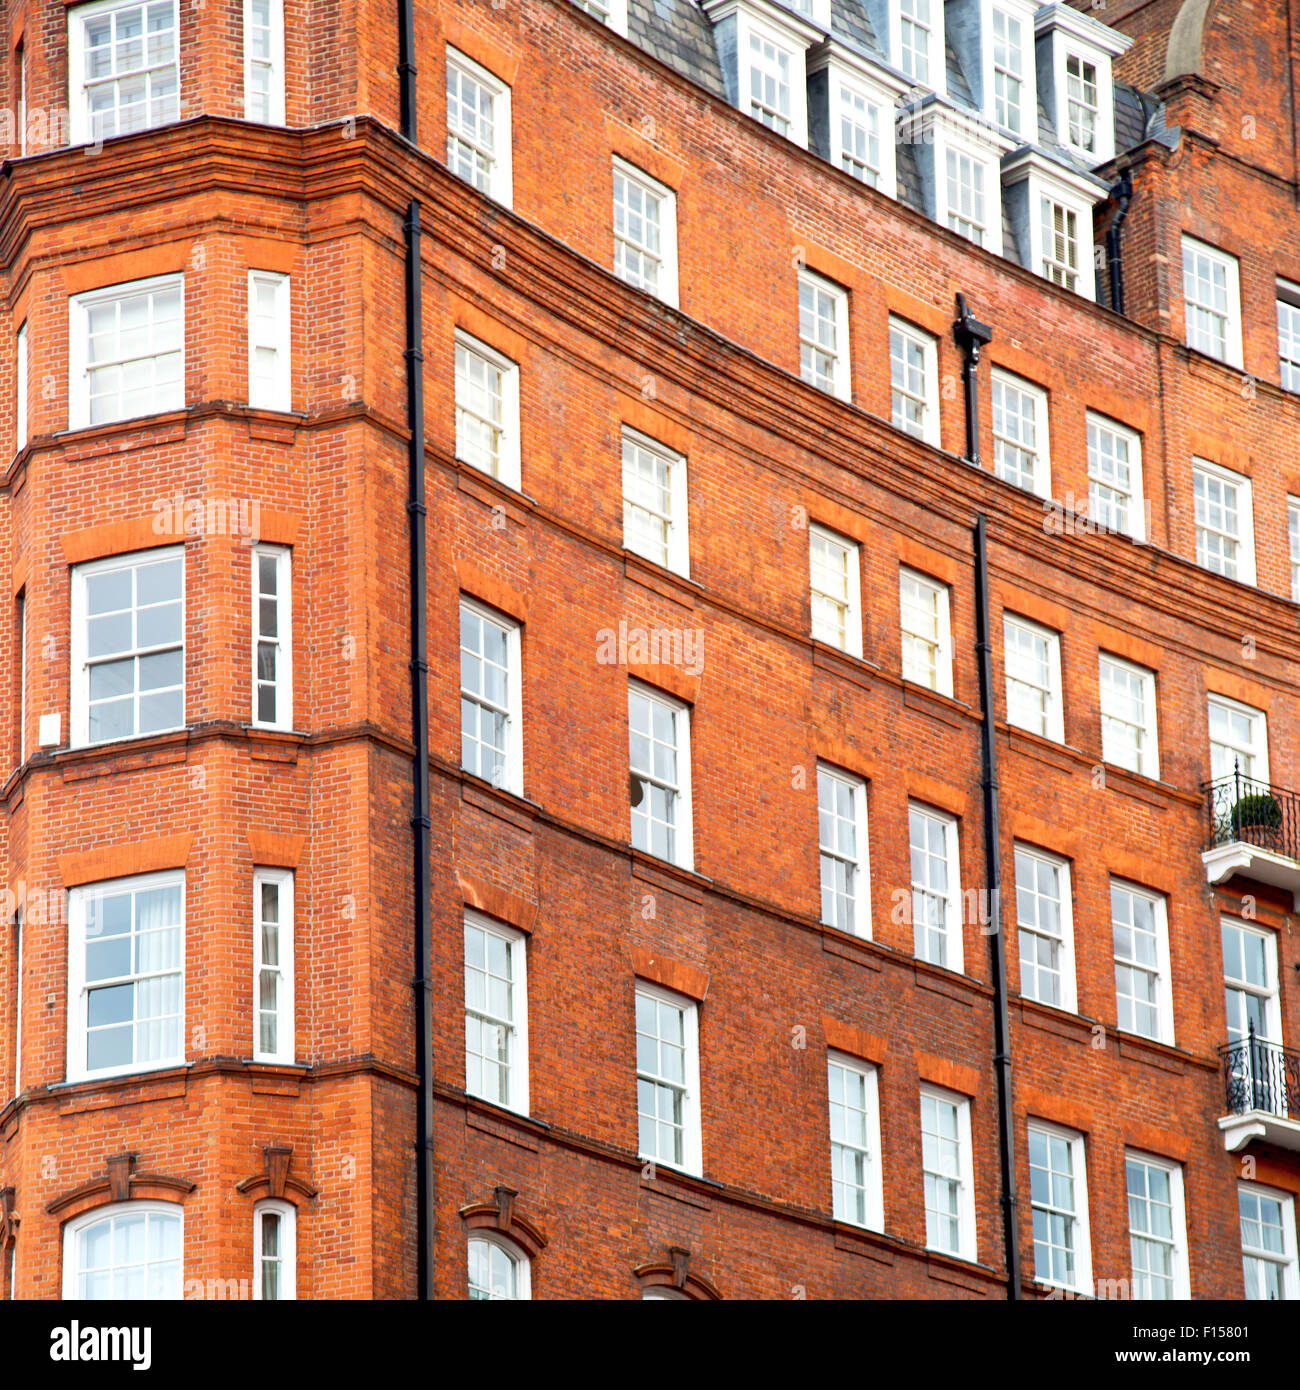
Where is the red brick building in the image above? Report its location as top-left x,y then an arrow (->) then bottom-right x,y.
0,0 -> 1298,1301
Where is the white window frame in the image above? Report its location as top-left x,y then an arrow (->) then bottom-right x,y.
573,0 -> 629,35
68,273 -> 185,430
1064,51 -> 1100,157
459,597 -> 524,796
1221,917 -> 1282,1051
612,158 -> 678,309
809,54 -> 902,199
1125,1151 -> 1190,1301
909,801 -> 963,973
66,870 -> 186,1084
1038,13 -> 1124,168
463,910 -> 530,1116
1014,844 -> 1077,1013
1038,194 -> 1081,293
808,523 -> 862,656
991,369 -> 1051,499
1110,878 -> 1174,1046
445,47 -> 513,208
1278,280 -> 1300,393
247,270 -> 291,411
12,911 -> 22,1099
628,682 -> 693,871
635,979 -> 702,1177
621,428 -> 690,577
1028,1120 -> 1092,1294
70,545 -> 186,749
16,589 -> 26,766
1193,457 -> 1256,586
988,5 -> 1035,141
1182,236 -> 1243,367
944,144 -> 990,248
919,1084 -> 976,1261
1239,1183 -> 1299,1301
1288,496 -> 1300,602
61,1201 -> 184,1300
67,0 -> 181,147
1086,412 -> 1145,541
735,10 -> 811,148
893,0 -> 946,95
468,1232 -> 531,1300
252,867 -> 294,1065
243,0 -> 285,124
899,567 -> 953,696
1098,653 -> 1159,779
253,1198 -> 296,1300
816,763 -> 870,939
1208,693 -> 1270,787
796,269 -> 850,400
453,330 -> 521,492
15,320 -> 27,453
888,317 -> 939,446
1003,614 -> 1064,743
251,544 -> 292,731
828,1052 -> 883,1231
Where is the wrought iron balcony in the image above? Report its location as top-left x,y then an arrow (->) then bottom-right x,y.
1202,771 -> 1300,908
1218,1026 -> 1300,1153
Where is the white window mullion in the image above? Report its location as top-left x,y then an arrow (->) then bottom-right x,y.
628,683 -> 692,870
453,331 -> 520,490
1003,614 -> 1063,742
243,0 -> 285,124
459,598 -> 523,796
1126,1152 -> 1189,1300
909,802 -> 962,972
797,269 -> 850,399
15,320 -> 27,453
809,524 -> 861,656
889,318 -> 939,445
1087,413 -> 1144,541
1029,1122 -> 1092,1293
899,567 -> 952,695
1099,654 -> 1158,779
817,764 -> 870,938
635,981 -> 701,1176
464,912 -> 529,1115
828,1053 -> 882,1230
446,47 -> 512,207
621,429 -> 689,576
1110,879 -> 1173,1045
252,545 -> 293,730
991,370 -> 1051,498
248,271 -> 291,410
1239,1185 -> 1299,1300
1015,845 -> 1076,1012
920,1085 -> 975,1260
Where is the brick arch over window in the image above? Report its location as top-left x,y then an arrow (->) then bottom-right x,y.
458,1184 -> 547,1260
234,1144 -> 318,1205
634,1245 -> 722,1300
46,1151 -> 195,1224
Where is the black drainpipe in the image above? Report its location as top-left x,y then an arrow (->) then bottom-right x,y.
974,514 -> 1021,1301
405,199 -> 436,1300
952,293 -> 992,465
1105,169 -> 1133,316
398,0 -> 417,142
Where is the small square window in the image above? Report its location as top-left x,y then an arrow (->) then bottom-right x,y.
1193,458 -> 1255,585
453,331 -> 521,490
808,524 -> 862,656
1099,654 -> 1158,779
1003,614 -> 1063,742
797,270 -> 850,399
446,48 -> 512,207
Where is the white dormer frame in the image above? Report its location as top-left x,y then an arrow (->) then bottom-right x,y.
1001,150 -> 1105,301
781,0 -> 832,32
893,0 -> 947,97
982,0 -> 1040,145
702,0 -> 825,149
1034,2 -> 1132,167
807,41 -> 909,199
899,99 -> 1013,256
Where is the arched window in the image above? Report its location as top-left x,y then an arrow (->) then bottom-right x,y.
467,1233 -> 530,1300
253,1199 -> 296,1300
62,1202 -> 183,1300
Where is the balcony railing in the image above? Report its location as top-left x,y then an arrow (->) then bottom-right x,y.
1220,1027 -> 1300,1122
1204,770 -> 1300,862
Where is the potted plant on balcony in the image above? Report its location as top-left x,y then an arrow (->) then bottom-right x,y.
1231,791 -> 1284,850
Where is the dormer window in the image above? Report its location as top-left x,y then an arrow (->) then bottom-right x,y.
1034,3 -> 1130,167
991,9 -> 1025,137
1001,152 -> 1103,301
899,0 -> 938,87
702,0 -> 820,148
807,43 -> 907,198
904,102 -> 1011,255
946,149 -> 987,244
1065,54 -> 1098,153
946,0 -> 1037,143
